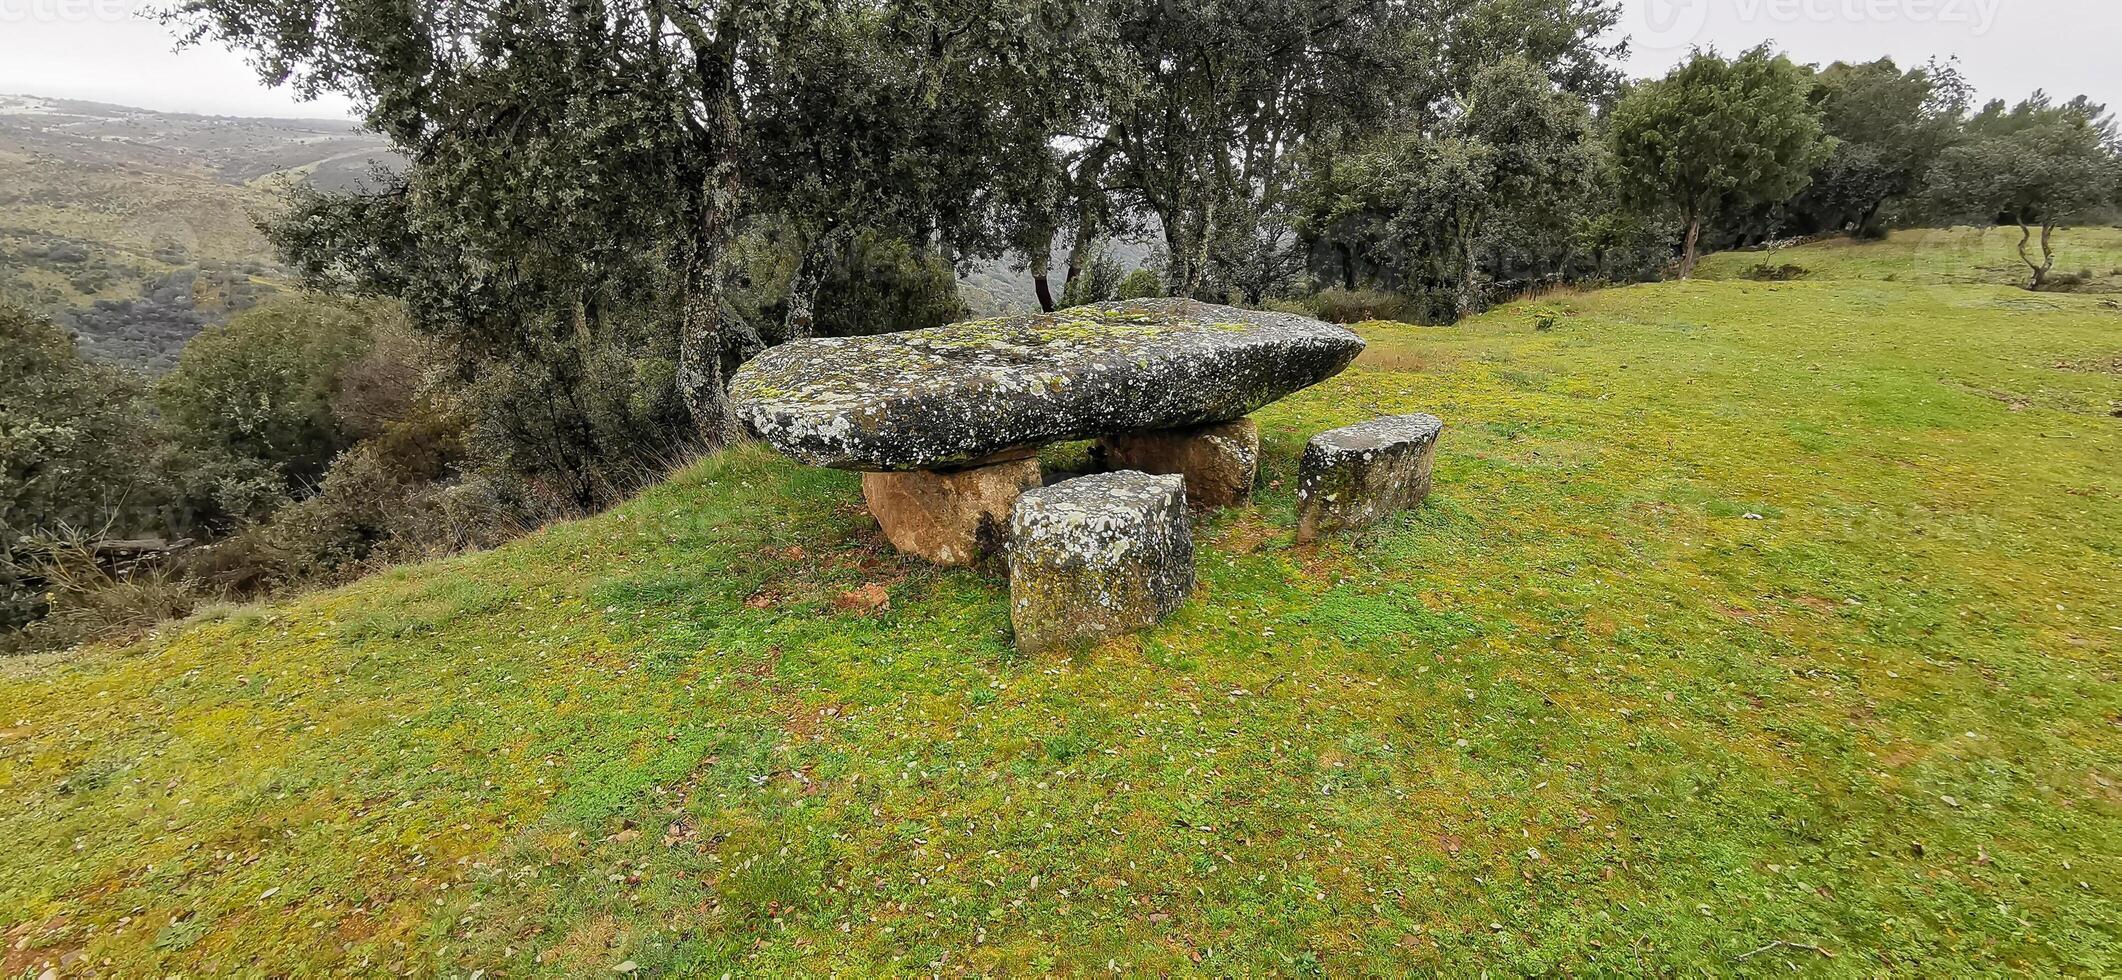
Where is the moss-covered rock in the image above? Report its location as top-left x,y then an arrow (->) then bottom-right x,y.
1295,414 -> 1442,543
1006,471 -> 1193,654
729,298 -> 1363,471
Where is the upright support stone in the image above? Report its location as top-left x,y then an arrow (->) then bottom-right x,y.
1295,414 -> 1442,544
1097,417 -> 1260,509
1007,472 -> 1194,654
862,457 -> 1040,566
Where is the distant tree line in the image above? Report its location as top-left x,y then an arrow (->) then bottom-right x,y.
163,0 -> 2119,428
4,0 -> 2119,650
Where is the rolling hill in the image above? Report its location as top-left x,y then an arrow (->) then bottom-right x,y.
0,95 -> 396,370
3,231 -> 2117,974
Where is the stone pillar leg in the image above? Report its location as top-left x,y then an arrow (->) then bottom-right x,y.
1295,414 -> 1442,544
1096,417 -> 1259,509
1007,472 -> 1194,655
862,457 -> 1041,565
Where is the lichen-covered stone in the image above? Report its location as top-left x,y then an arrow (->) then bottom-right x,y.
1295,414 -> 1443,544
729,298 -> 1364,471
1007,471 -> 1194,654
1097,417 -> 1259,509
861,457 -> 1040,565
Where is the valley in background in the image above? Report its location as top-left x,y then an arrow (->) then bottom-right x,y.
0,94 -> 1133,371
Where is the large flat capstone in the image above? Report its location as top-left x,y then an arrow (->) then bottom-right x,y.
729,298 -> 1364,471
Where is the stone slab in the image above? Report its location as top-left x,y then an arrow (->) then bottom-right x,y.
1097,417 -> 1259,509
730,298 -> 1363,471
1007,471 -> 1194,654
861,458 -> 1040,565
1295,414 -> 1442,543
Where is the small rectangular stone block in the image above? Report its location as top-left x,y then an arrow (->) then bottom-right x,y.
1007,471 -> 1194,654
1097,417 -> 1259,509
1295,414 -> 1442,543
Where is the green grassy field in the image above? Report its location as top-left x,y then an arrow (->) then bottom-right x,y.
1697,225 -> 2122,291
4,233 -> 2119,975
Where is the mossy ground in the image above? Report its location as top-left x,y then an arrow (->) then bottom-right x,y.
4,232 -> 2119,975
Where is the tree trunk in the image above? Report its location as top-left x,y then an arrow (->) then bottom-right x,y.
1858,199 -> 1884,238
1031,250 -> 1055,312
783,230 -> 841,341
1062,214 -> 1095,300
1678,217 -> 1703,279
1456,235 -> 1478,319
2015,222 -> 2053,290
672,12 -> 744,446
1062,138 -> 1115,300
677,239 -> 734,445
1159,216 -> 1193,298
1337,241 -> 1356,291
679,112 -> 742,445
2038,221 -> 2056,288
571,291 -> 593,353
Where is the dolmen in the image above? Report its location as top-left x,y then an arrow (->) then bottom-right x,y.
730,298 -> 1365,565
1295,413 -> 1443,543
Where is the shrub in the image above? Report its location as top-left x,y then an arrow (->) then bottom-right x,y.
1,305 -> 160,544
1310,287 -> 1419,324
1059,249 -> 1126,308
1115,268 -> 1162,300
813,234 -> 967,336
180,444 -> 533,596
464,335 -> 696,512
1,533 -> 201,654
156,296 -> 381,527
2,305 -> 163,631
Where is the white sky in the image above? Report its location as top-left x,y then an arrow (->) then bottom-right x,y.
0,0 -> 2115,120
1617,0 -> 2122,110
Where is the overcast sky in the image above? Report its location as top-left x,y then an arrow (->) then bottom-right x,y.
0,0 -> 2116,121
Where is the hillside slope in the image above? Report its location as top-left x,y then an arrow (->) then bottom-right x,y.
3,235 -> 2119,974
0,95 -> 394,369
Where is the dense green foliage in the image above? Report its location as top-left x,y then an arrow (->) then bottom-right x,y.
1608,47 -> 1832,277
0,307 -> 159,630
5,232 -> 2118,973
155,299 -> 376,527
1295,57 -> 1602,318
176,0 -> 1096,442
0,308 -> 155,542
1785,58 -> 1971,237
3,295 -> 545,653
